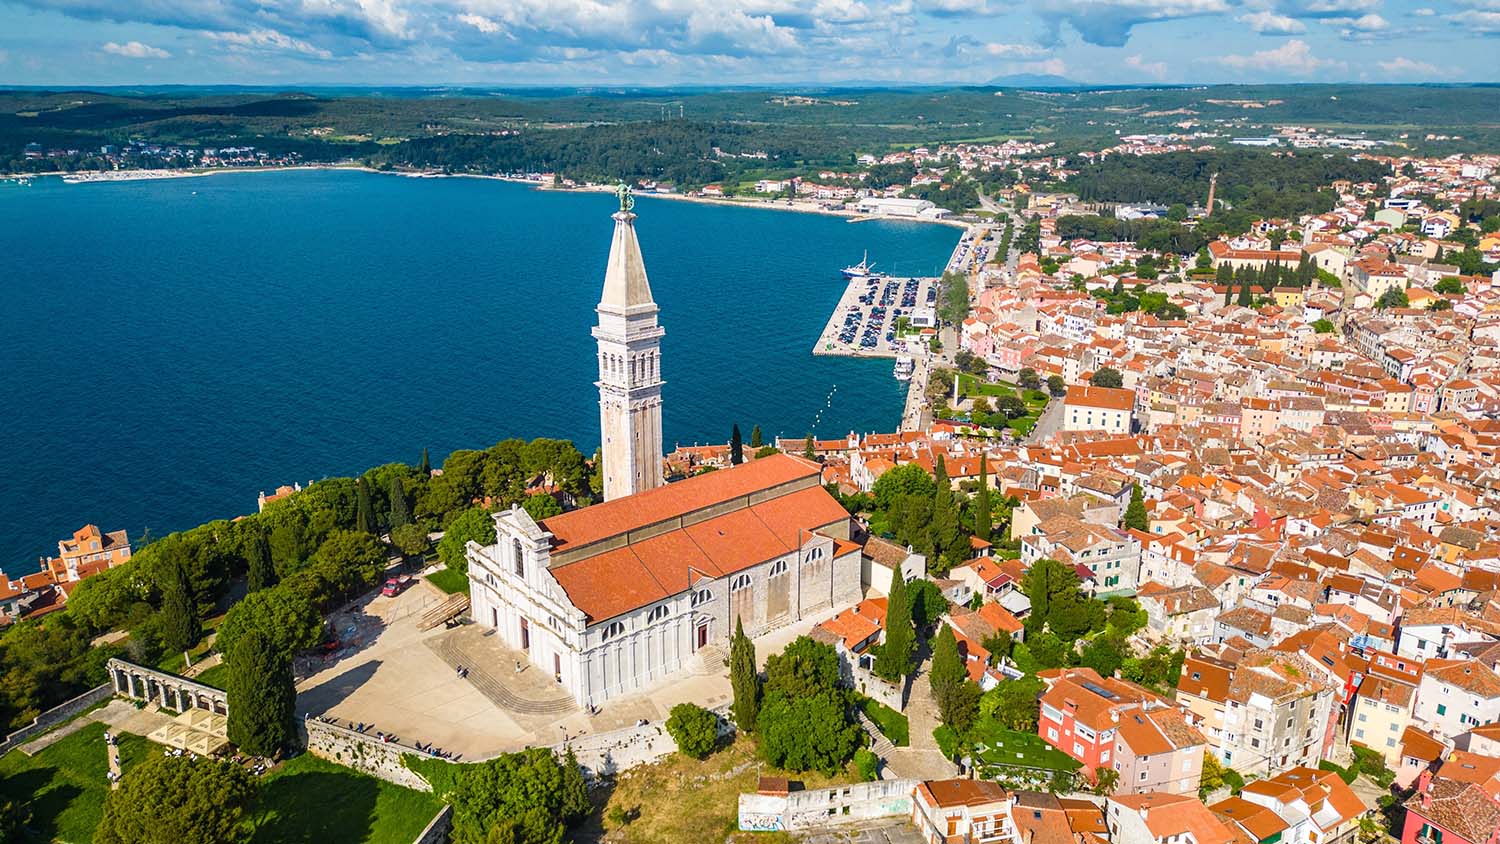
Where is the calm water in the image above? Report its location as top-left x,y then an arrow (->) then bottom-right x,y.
0,170 -> 958,563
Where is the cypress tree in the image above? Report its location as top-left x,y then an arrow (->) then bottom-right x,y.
1124,483 -> 1148,532
159,560 -> 201,654
974,454 -> 992,542
247,529 -> 276,593
356,476 -> 374,534
928,623 -> 966,717
418,447 -> 431,475
929,456 -> 962,572
730,425 -> 744,465
226,628 -> 296,756
874,565 -> 914,682
1218,264 -> 1233,304
1237,268 -> 1253,307
729,618 -> 760,732
750,425 -> 763,449
388,475 -> 411,528
803,433 -> 816,460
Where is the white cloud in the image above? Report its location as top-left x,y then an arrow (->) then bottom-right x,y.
1449,8 -> 1500,31
1125,53 -> 1167,78
1047,0 -> 1230,45
1378,56 -> 1442,76
985,42 -> 1049,57
1238,10 -> 1307,33
1276,0 -> 1379,16
1214,38 -> 1343,74
102,41 -> 171,59
207,29 -> 334,58
1326,12 -> 1389,38
456,12 -> 501,33
1412,6 -> 1436,14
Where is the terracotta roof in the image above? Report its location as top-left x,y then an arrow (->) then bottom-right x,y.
1405,777 -> 1500,843
1210,797 -> 1290,842
918,778 -> 1010,808
1066,385 -> 1135,412
1110,793 -> 1236,844
541,453 -> 823,552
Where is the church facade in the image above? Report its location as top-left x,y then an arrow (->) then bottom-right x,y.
464,194 -> 863,708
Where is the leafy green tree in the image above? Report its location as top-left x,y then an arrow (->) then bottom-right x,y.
872,463 -> 937,512
875,568 -> 914,682
929,456 -> 964,573
226,627 -> 295,756
730,424 -> 744,465
159,559 -> 201,654
1312,318 -> 1335,333
1434,276 -> 1465,295
0,793 -> 30,843
95,754 -> 257,844
1018,368 -> 1040,390
980,674 -> 1045,731
216,586 -> 322,660
803,433 -> 816,459
1377,287 -> 1409,309
1195,248 -> 1212,271
665,703 -> 720,759
1089,368 -> 1123,389
1093,768 -> 1120,795
749,425 -> 763,448
247,528 -> 276,593
764,636 -> 842,700
756,689 -> 860,776
1124,483 -> 1148,532
906,579 -> 949,630
1237,269 -> 1254,307
973,455 -> 992,542
446,748 -> 589,844
1021,558 -> 1081,633
522,493 -> 562,521
1080,634 -> 1128,678
389,475 -> 412,528
391,523 -> 429,559
356,476 -> 375,534
268,522 -> 305,575
754,445 -> 780,459
1429,298 -> 1453,311
438,507 -> 496,573
1047,375 -> 1067,397
853,747 -> 879,782
730,618 -> 760,732
929,624 -> 972,731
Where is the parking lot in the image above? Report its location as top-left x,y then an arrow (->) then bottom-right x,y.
814,274 -> 936,357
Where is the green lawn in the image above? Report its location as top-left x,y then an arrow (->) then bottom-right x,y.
857,697 -> 910,747
157,614 -> 225,675
251,753 -> 444,844
0,722 -> 442,844
192,662 -> 231,690
957,373 -> 1019,398
425,568 -> 469,594
969,722 -> 1080,773
0,721 -> 151,843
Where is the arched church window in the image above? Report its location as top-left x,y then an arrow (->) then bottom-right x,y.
512,539 -> 524,578
769,559 -> 789,578
600,621 -> 625,641
691,588 -> 712,607
806,546 -> 825,562
731,574 -> 752,592
647,605 -> 669,624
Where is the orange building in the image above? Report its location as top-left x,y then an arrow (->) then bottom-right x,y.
46,524 -> 132,582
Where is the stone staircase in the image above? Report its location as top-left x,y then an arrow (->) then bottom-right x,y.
857,711 -> 896,756
426,631 -> 577,716
686,645 -> 728,676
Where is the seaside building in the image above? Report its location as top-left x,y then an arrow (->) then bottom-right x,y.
45,524 -> 132,582
594,188 -> 666,500
465,197 -> 862,709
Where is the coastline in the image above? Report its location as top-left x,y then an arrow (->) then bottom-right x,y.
24,163 -> 970,230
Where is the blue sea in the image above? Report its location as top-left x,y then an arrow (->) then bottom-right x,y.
0,169 -> 958,564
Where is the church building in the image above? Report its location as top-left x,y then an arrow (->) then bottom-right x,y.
466,191 -> 863,708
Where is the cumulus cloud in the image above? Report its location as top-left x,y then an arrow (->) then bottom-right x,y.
1125,53 -> 1167,78
1412,6 -> 1436,14
1214,38 -> 1343,74
1326,12 -> 1390,39
1449,8 -> 1500,32
1032,0 -> 1229,46
986,41 -> 1049,57
102,40 -> 171,59
1273,0 -> 1379,17
1238,10 -> 1307,33
456,12 -> 501,33
1377,56 -> 1442,76
206,28 -> 334,58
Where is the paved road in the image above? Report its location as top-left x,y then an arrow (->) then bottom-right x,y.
1028,393 -> 1065,444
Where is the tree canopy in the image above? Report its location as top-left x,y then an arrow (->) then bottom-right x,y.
95,755 -> 257,844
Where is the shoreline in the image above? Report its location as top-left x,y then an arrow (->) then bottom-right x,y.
17,163 -> 970,230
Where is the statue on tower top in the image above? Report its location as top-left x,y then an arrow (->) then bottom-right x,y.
615,182 -> 634,214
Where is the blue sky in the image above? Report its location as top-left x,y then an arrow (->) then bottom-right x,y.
0,0 -> 1494,86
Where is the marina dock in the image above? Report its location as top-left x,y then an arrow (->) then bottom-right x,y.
811,274 -> 938,359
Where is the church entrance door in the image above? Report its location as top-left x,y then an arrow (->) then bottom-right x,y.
696,622 -> 709,651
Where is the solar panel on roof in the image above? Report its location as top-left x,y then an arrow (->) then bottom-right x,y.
1080,681 -> 1118,700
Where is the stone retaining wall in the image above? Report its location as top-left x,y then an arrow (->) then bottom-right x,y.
0,683 -> 111,755
551,704 -> 736,778
410,805 -> 452,844
301,718 -> 438,792
739,778 -> 918,832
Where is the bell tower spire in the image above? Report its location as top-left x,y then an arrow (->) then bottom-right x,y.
593,185 -> 665,500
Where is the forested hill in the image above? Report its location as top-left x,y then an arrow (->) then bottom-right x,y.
1066,150 -> 1393,219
